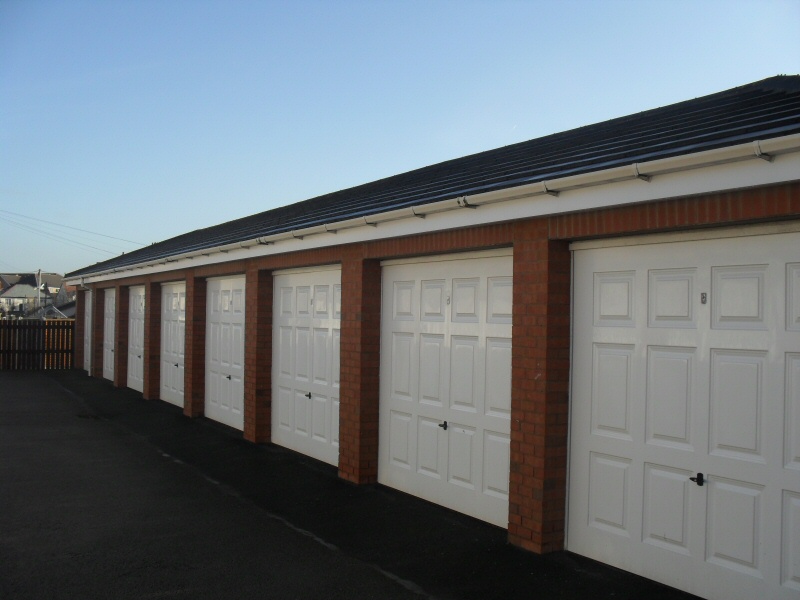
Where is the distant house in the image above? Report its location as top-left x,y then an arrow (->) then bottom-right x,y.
0,273 -> 63,317
65,76 -> 800,600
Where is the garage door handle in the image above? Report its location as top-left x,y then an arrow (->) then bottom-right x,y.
225,375 -> 231,380
304,392 -> 312,399
438,421 -> 448,431
174,363 -> 179,367
689,472 -> 705,486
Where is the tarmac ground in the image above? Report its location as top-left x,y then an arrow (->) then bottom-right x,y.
0,370 -> 700,599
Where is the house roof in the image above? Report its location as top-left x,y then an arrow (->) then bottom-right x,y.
67,75 -> 800,278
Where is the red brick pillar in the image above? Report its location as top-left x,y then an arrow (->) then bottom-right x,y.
91,288 -> 104,378
143,279 -> 162,400
114,285 -> 129,388
75,290 -> 86,370
244,267 -> 273,443
508,221 -> 571,554
184,273 -> 206,418
338,252 -> 382,484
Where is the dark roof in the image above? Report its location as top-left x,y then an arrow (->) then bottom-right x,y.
68,75 -> 800,278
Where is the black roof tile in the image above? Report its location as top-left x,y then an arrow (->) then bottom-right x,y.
68,75 -> 800,277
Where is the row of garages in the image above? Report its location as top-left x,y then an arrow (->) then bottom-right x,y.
75,183 -> 800,600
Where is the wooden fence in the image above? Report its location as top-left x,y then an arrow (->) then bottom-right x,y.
0,320 -> 75,371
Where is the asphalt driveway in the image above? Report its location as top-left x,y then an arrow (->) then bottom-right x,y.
0,370 -> 699,600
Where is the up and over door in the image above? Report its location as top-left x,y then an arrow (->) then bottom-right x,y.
272,267 -> 341,466
379,250 -> 513,528
205,276 -> 245,430
127,286 -> 145,393
102,288 -> 115,381
160,282 -> 186,408
568,227 -> 800,600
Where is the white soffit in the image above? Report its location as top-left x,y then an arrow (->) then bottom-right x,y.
71,135 -> 800,285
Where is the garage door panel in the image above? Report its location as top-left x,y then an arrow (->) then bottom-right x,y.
278,326 -> 292,376
588,452 -> 632,537
450,336 -> 478,412
277,386 -> 293,431
452,278 -> 479,323
789,264 -> 800,331
392,332 -> 414,400
393,281 -> 416,320
127,286 -> 145,393
643,463 -> 692,555
595,271 -> 636,327
295,327 -> 311,382
782,491 -> 800,590
419,334 -> 444,405
487,276 -> 513,323
649,268 -> 697,328
485,339 -> 512,416
272,268 -> 341,466
712,265 -> 767,330
312,328 -> 330,385
706,477 -> 764,577
709,349 -> 766,463
787,353 -> 800,470
447,423 -> 475,489
483,430 -> 510,499
592,344 -> 634,440
389,410 -> 412,470
645,346 -> 695,449
380,251 -> 512,528
421,279 -> 446,321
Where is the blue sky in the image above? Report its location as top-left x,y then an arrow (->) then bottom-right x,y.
2,0 -> 799,275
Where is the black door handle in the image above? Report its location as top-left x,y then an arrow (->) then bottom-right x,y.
304,392 -> 312,399
690,472 -> 705,486
225,375 -> 231,380
438,421 -> 448,431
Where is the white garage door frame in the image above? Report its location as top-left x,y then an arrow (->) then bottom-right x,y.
83,290 -> 92,373
379,248 -> 513,528
102,288 -> 115,382
567,222 -> 800,600
160,282 -> 186,408
272,265 -> 342,466
205,276 -> 246,430
127,285 -> 145,393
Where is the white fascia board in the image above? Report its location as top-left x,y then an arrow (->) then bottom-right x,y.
67,137 -> 800,286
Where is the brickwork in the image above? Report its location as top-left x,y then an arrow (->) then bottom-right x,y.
243,267 -> 273,443
183,273 -> 207,418
143,279 -> 162,400
338,249 -> 382,484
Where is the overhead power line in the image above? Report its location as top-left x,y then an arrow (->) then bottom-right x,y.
0,209 -> 147,246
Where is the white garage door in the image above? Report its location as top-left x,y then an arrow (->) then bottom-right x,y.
160,282 -> 186,408
127,286 -> 145,393
205,276 -> 245,430
83,290 -> 92,373
568,227 -> 800,600
272,267 -> 341,466
379,250 -> 513,528
102,288 -> 115,381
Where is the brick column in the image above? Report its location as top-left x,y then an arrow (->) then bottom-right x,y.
184,272 -> 206,418
338,251 -> 382,484
143,279 -> 162,400
244,266 -> 273,443
113,285 -> 129,388
508,221 -> 571,554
